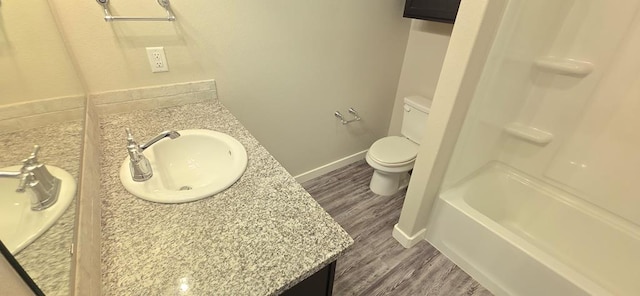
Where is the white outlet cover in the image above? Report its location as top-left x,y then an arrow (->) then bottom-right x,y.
146,47 -> 169,73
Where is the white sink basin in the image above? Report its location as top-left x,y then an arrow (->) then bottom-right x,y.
0,166 -> 76,254
119,129 -> 248,203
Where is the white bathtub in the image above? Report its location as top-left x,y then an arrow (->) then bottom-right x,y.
426,162 -> 640,296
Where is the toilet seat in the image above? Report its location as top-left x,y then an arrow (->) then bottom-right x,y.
368,136 -> 418,167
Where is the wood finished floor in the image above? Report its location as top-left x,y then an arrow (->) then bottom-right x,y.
302,161 -> 492,296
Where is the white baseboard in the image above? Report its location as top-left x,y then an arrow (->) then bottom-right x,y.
392,223 -> 427,248
294,150 -> 368,183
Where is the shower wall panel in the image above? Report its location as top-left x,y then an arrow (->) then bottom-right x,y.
442,0 -> 575,188
497,1 -> 640,226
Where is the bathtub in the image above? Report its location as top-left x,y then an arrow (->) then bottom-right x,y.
426,162 -> 640,296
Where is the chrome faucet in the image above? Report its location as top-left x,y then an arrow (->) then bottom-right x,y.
0,145 -> 62,211
125,128 -> 180,182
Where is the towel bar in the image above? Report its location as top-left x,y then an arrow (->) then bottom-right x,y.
96,0 -> 176,22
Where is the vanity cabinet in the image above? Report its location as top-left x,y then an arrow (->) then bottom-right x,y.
281,261 -> 336,296
99,101 -> 353,295
403,0 -> 462,23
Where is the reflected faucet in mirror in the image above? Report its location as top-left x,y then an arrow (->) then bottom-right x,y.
126,128 -> 180,182
0,145 -> 61,211
0,0 -> 87,292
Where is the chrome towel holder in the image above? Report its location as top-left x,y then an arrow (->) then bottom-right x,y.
334,108 -> 361,125
96,0 -> 176,22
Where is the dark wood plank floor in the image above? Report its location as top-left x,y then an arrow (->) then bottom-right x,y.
302,161 -> 492,296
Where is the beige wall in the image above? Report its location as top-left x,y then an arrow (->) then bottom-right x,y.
49,0 -> 411,175
388,20 -> 452,136
0,0 -> 83,105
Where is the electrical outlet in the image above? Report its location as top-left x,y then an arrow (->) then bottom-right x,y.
146,47 -> 169,73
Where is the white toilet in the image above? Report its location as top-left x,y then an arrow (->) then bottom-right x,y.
366,96 -> 431,196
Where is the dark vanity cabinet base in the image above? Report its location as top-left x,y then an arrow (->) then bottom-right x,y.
403,0 -> 462,23
281,261 -> 336,296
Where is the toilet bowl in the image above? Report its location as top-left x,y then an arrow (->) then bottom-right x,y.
366,136 -> 418,195
366,96 -> 431,196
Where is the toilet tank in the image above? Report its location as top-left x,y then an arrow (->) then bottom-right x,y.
401,95 -> 432,144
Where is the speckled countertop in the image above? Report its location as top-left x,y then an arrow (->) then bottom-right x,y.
100,100 -> 353,295
0,120 -> 83,296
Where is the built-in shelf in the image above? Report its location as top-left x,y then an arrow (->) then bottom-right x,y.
534,56 -> 594,77
504,123 -> 553,145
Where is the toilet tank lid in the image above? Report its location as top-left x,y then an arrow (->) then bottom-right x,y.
404,96 -> 432,113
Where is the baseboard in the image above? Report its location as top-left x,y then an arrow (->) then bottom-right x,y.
392,224 -> 427,248
294,150 -> 367,183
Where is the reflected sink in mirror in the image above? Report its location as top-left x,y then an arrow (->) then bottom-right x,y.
0,166 -> 76,254
1,0 -> 86,292
119,129 -> 248,203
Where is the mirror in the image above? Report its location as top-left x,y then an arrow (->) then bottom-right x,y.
0,240 -> 44,296
0,0 -> 85,294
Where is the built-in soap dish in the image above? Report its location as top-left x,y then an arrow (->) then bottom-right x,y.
534,56 -> 594,77
504,123 -> 553,146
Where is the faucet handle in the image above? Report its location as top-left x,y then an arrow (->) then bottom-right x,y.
21,145 -> 41,170
125,128 -> 141,148
125,128 -> 135,141
126,128 -> 142,147
125,128 -> 143,162
31,145 -> 41,157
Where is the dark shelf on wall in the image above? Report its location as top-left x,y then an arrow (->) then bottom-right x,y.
403,0 -> 462,24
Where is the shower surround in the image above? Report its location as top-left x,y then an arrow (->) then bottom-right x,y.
398,0 -> 640,295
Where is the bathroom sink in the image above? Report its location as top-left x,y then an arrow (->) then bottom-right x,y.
119,129 -> 248,203
0,165 -> 76,254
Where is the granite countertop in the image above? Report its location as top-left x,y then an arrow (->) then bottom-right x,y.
0,120 -> 83,296
100,100 -> 353,295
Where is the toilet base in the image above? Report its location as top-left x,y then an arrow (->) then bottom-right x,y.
369,170 -> 411,196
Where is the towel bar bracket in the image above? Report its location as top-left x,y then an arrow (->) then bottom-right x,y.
96,0 -> 176,22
